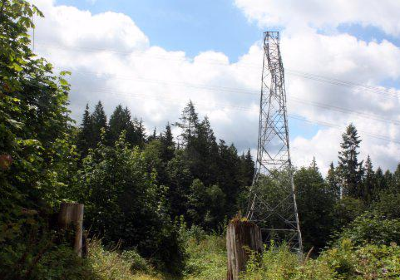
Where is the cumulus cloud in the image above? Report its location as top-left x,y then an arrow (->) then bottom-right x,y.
234,0 -> 400,37
30,0 -> 400,174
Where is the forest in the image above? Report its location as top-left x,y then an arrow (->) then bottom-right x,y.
1,1 -> 400,279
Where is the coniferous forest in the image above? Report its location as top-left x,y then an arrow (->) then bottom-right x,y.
2,1 -> 400,279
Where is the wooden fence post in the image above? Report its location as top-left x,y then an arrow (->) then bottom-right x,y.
226,219 -> 263,280
58,203 -> 84,257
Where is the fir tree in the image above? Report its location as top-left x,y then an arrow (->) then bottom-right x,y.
338,124 -> 363,198
148,128 -> 158,142
132,118 -> 146,148
77,103 -> 94,157
310,156 -> 318,171
160,123 -> 175,162
240,149 -> 255,187
91,101 -> 108,146
362,155 -> 375,204
393,164 -> 400,190
175,101 -> 199,146
326,162 -> 340,200
109,105 -> 135,146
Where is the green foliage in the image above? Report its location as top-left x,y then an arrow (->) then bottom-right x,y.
186,179 -> 226,230
88,238 -> 156,279
333,196 -> 365,231
320,239 -> 400,279
0,217 -> 98,280
338,124 -> 363,199
373,191 -> 400,219
77,133 -> 185,274
295,166 -> 336,252
337,213 -> 400,246
0,0 -> 79,278
182,232 -> 227,280
243,239 -> 400,280
244,244 -> 335,280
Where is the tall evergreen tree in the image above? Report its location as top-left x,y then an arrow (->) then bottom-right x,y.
326,162 -> 340,200
362,155 -> 375,204
77,103 -> 94,157
190,116 -> 218,186
295,165 -> 335,252
91,101 -> 108,146
240,149 -> 255,187
310,156 -> 318,171
147,128 -> 158,142
216,140 -> 242,216
109,105 -> 135,145
338,124 -> 364,198
393,164 -> 400,190
175,101 -> 199,146
160,123 -> 175,162
132,118 -> 146,148
374,167 -> 388,198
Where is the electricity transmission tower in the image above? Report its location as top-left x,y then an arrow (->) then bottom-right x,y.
247,31 -> 303,253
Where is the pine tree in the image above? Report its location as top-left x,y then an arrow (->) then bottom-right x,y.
393,164 -> 400,190
310,156 -> 318,171
374,167 -> 387,199
326,162 -> 340,200
91,101 -> 108,146
338,124 -> 363,198
362,155 -> 375,204
160,123 -> 175,162
132,118 -> 146,148
109,105 -> 136,146
77,103 -> 94,157
191,116 -> 218,185
295,166 -> 335,251
175,101 -> 199,146
384,170 -> 393,189
147,128 -> 158,142
240,149 -> 255,187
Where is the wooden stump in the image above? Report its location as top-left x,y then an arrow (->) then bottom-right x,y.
58,203 -> 84,256
226,219 -> 263,280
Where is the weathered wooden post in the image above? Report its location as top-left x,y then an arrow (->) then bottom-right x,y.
226,218 -> 263,280
58,203 -> 84,256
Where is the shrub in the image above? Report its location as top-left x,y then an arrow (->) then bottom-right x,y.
320,239 -> 400,279
182,231 -> 226,280
87,238 -> 158,280
243,244 -> 335,280
337,212 -> 400,246
0,219 -> 98,280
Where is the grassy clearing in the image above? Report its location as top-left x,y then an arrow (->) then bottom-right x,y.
86,234 -> 227,280
87,229 -> 400,280
183,235 -> 226,280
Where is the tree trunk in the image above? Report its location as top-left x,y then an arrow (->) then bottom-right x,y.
226,219 -> 262,280
58,203 -> 84,257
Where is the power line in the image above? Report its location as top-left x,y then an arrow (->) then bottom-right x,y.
72,86 -> 400,145
60,69 -> 400,126
30,41 -> 400,143
35,41 -> 400,98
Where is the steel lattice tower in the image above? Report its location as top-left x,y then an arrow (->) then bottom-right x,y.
247,31 -> 303,253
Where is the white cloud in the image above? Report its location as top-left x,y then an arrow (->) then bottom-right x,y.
30,0 -> 400,174
234,0 -> 400,37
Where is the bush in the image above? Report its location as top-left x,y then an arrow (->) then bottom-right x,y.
373,192 -> 400,219
243,244 -> 335,280
0,219 -> 98,280
320,239 -> 400,279
87,238 -> 159,280
337,212 -> 400,246
182,229 -> 226,280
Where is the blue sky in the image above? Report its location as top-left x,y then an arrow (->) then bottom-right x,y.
57,0 -> 263,61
